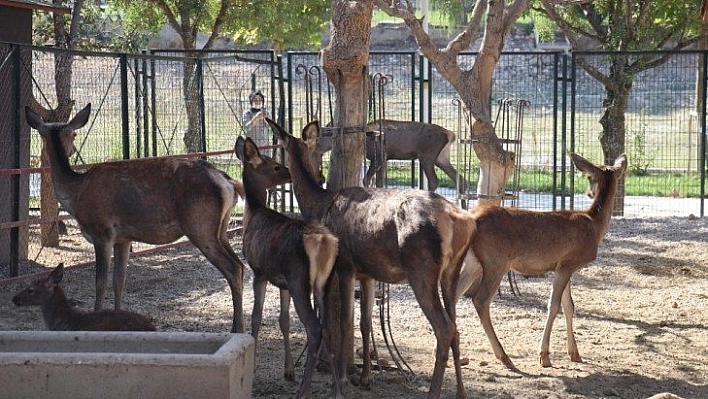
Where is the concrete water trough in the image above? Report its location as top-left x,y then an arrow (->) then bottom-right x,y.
0,331 -> 255,399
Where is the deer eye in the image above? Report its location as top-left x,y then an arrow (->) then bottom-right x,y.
27,288 -> 34,295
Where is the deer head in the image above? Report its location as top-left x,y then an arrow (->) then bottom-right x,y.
13,263 -> 65,307
26,104 -> 91,160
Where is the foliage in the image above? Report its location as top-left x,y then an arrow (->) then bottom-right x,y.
628,126 -> 655,176
32,2 -> 149,52
110,0 -> 330,52
532,1 -> 702,52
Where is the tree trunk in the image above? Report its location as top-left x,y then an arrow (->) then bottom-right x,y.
182,57 -> 203,153
598,83 -> 629,216
39,6 -> 78,248
320,0 -> 373,381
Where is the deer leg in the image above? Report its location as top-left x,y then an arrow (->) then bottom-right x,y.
539,270 -> 572,367
561,282 -> 582,363
358,277 -> 375,389
112,241 -> 131,310
337,268 -> 357,387
408,275 -> 458,398
440,263 -> 465,398
435,145 -> 464,193
313,261 -> 344,399
279,288 -> 295,381
363,161 -> 378,188
289,285 -> 322,399
471,269 -> 515,369
250,274 -> 266,336
92,241 -> 113,311
191,234 -> 245,333
420,160 -> 440,192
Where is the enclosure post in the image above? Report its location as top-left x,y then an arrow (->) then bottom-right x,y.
133,56 -> 141,157
701,51 -> 707,217
150,54 -> 157,157
564,53 -> 572,210
120,54 -> 130,160
197,58 -> 207,153
141,56 -> 149,158
552,52 -> 560,210
10,45 -> 21,276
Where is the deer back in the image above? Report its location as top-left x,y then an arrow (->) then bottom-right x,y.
364,120 -> 453,160
269,118 -> 475,283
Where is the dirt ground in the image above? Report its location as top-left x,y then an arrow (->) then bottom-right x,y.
1,216 -> 706,399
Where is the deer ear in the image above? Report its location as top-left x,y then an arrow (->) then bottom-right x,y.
25,106 -> 43,130
614,154 -> 628,174
69,104 -> 91,130
48,263 -> 64,286
234,136 -> 246,161
570,153 -> 596,175
243,138 -> 263,165
266,117 -> 288,143
302,121 -> 320,142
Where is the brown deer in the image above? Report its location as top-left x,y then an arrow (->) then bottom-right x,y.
268,118 -> 476,399
457,153 -> 627,369
25,104 -> 247,333
12,263 -> 156,331
316,120 -> 466,193
234,136 -> 342,398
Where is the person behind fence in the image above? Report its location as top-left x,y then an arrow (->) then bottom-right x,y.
242,90 -> 272,149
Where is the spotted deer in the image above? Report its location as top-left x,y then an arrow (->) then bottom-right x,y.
25,104 -> 246,333
234,136 -> 342,398
13,263 -> 156,331
457,153 -> 628,368
268,118 -> 476,399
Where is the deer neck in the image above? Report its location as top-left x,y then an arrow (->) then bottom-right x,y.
241,172 -> 269,230
41,287 -> 72,331
44,132 -> 83,215
288,144 -> 334,221
587,173 -> 618,241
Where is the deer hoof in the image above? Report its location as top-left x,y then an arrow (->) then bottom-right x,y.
500,355 -> 516,370
359,373 -> 373,390
569,352 -> 583,363
284,367 -> 295,381
539,352 -> 552,368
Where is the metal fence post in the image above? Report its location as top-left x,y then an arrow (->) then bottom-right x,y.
120,53 -> 130,160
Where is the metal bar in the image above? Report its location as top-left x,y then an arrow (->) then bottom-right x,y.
120,54 -> 130,159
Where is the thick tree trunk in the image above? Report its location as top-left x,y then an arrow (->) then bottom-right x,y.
599,84 -> 629,216
40,8 -> 77,248
320,0 -> 373,382
182,57 -> 203,153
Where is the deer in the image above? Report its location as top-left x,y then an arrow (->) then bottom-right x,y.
315,120 -> 466,193
234,136 -> 343,399
25,104 -> 247,333
456,153 -> 628,369
12,263 -> 156,331
267,118 -> 476,399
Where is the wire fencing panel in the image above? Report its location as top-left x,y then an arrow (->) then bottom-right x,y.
2,43 -> 707,279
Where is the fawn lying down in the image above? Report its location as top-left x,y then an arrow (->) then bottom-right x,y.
13,263 -> 156,331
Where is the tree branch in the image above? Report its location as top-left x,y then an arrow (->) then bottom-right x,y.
202,0 -> 233,50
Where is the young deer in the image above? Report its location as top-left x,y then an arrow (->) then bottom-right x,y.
13,263 -> 156,331
268,118 -> 476,399
25,104 -> 247,333
234,136 -> 342,399
457,153 -> 627,369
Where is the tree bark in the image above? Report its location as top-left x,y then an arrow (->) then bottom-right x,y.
598,84 -> 629,216
38,1 -> 82,247
320,0 -> 373,380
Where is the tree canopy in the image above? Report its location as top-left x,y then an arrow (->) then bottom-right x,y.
112,0 -> 330,52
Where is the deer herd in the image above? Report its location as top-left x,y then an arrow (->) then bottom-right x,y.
13,103 -> 628,398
